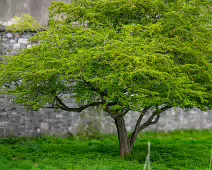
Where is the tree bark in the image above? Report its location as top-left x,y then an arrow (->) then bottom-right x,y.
115,116 -> 131,157
114,106 -> 172,157
129,131 -> 138,153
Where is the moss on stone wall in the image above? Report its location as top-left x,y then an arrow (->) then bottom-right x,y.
6,14 -> 43,33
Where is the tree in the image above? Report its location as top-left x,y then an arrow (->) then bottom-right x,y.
0,0 -> 211,157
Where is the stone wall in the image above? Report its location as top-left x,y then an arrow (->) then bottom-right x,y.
0,95 -> 212,137
0,31 -> 37,56
0,31 -> 212,137
0,0 -> 71,26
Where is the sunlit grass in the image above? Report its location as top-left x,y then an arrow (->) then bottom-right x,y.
0,130 -> 211,170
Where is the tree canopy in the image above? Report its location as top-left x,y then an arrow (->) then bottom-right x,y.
0,0 -> 211,156
1,0 -> 211,111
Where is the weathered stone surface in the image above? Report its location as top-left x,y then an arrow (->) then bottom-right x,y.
10,39 -> 16,43
18,38 -> 28,44
27,44 -> 32,48
6,33 -> 13,38
13,43 -> 21,50
0,32 -> 36,55
1,94 -> 211,137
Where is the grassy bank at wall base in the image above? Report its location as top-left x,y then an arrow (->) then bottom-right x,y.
0,130 -> 211,170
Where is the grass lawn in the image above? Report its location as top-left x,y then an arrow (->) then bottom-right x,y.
0,130 -> 211,170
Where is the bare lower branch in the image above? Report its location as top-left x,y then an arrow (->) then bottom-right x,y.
138,106 -> 172,132
55,96 -> 103,112
129,107 -> 149,146
134,108 -> 149,132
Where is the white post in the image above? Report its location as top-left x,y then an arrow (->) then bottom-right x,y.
143,141 -> 151,170
209,147 -> 212,170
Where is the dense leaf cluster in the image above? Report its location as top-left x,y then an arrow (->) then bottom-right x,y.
0,0 -> 211,113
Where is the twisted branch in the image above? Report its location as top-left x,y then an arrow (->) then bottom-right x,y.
54,96 -> 103,112
138,106 -> 172,132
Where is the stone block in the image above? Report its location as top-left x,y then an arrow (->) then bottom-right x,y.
10,39 -> 16,43
0,121 -> 9,127
40,122 -> 48,131
2,38 -> 8,42
68,125 -> 78,135
56,114 -> 63,118
22,34 -> 32,39
3,43 -> 11,49
5,33 -> 13,38
0,129 -> 6,136
18,38 -> 28,44
27,44 -> 32,48
13,43 -> 21,50
20,117 -> 25,125
20,44 -> 27,48
10,114 -> 21,121
14,34 -> 20,38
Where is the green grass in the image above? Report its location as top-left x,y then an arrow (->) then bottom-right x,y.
0,130 -> 211,170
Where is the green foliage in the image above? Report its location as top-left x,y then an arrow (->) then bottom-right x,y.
6,14 -> 43,33
0,130 -> 211,169
0,0 -> 211,112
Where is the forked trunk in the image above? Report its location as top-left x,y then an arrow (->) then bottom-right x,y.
113,107 -> 169,157
115,116 -> 132,157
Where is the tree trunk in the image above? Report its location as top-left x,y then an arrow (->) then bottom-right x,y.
129,131 -> 138,153
115,116 -> 131,157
